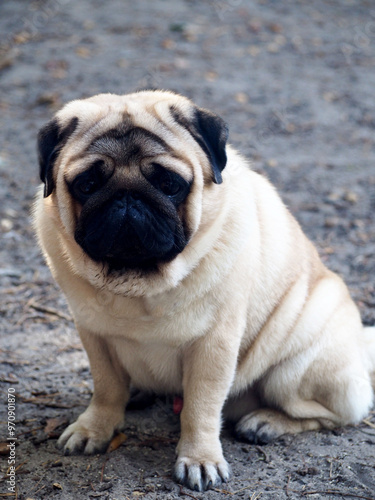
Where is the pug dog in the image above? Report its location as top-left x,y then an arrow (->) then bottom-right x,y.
33,90 -> 375,492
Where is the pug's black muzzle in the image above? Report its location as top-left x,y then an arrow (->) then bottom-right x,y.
75,192 -> 186,269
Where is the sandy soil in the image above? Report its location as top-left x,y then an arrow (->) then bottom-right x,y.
1,1 -> 375,499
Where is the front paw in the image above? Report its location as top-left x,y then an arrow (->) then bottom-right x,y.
57,405 -> 125,455
174,451 -> 230,492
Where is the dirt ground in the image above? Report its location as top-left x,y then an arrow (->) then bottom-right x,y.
1,0 -> 375,499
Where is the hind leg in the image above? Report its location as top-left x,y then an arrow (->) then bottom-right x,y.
234,346 -> 373,444
235,408 -> 322,444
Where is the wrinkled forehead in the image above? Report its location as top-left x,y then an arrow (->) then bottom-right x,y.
88,121 -> 170,165
60,99 -> 195,181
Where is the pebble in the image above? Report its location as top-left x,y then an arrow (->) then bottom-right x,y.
97,482 -> 113,491
324,216 -> 340,228
1,218 -> 13,231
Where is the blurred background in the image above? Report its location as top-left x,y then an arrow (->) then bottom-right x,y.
1,1 -> 375,498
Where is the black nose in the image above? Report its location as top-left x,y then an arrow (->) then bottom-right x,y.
112,193 -> 143,225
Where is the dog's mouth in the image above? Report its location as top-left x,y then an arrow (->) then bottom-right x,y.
75,194 -> 187,272
105,255 -> 158,271
103,234 -> 164,271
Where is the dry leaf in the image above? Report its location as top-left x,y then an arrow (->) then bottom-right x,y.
13,31 -> 32,44
161,39 -> 175,49
0,442 -> 10,455
44,417 -> 69,436
235,92 -> 248,104
267,159 -> 278,168
106,432 -> 127,452
204,71 -> 217,82
75,46 -> 91,58
268,22 -> 283,33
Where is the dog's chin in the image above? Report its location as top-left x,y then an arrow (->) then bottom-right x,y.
82,244 -> 184,274
105,255 -> 159,272
78,242 -> 190,298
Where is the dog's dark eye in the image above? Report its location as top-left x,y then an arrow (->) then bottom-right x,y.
149,164 -> 190,204
76,178 -> 100,195
70,161 -> 106,202
159,177 -> 182,197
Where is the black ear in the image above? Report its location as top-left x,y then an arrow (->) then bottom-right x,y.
170,105 -> 228,184
193,107 -> 228,184
37,116 -> 78,197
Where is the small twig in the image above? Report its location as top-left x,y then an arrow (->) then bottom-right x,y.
34,485 -> 46,495
28,300 -> 72,321
301,490 -> 375,500
214,481 -> 375,500
255,445 -> 270,463
26,475 -> 43,494
16,313 -> 46,327
285,474 -> 291,497
0,376 -> 19,384
178,485 -> 199,500
30,391 -> 60,397
101,456 -> 109,482
0,359 -> 30,366
362,418 -> 375,430
356,428 -> 375,437
19,395 -> 76,409
41,401 -> 76,409
14,462 -> 27,473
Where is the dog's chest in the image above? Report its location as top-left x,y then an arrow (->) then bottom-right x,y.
73,289 -> 217,392
73,284 -> 216,343
110,337 -> 183,392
